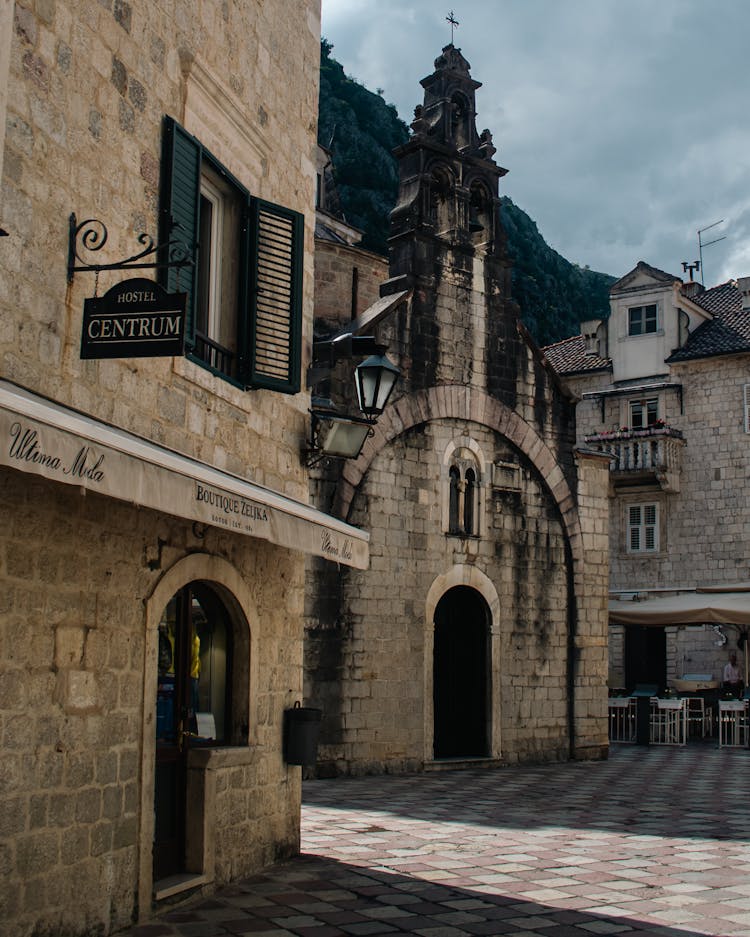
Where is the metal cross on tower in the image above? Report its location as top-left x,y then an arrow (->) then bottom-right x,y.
446,10 -> 459,43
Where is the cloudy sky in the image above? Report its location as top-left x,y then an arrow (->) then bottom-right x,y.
321,0 -> 750,284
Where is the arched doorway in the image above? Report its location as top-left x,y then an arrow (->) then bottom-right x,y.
153,581 -> 234,882
433,586 -> 490,758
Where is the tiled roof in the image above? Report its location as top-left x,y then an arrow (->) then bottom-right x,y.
689,281 -> 743,317
669,288 -> 750,361
542,334 -> 611,375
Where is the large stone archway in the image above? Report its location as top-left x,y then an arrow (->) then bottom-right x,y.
334,384 -> 584,577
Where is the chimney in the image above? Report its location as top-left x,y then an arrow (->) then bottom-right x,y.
681,280 -> 704,299
736,277 -> 750,311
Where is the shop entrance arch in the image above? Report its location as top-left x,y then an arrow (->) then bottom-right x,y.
153,581 -> 236,881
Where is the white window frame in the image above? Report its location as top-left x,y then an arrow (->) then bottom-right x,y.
629,397 -> 659,429
628,303 -> 658,336
198,174 -> 224,343
627,502 -> 659,553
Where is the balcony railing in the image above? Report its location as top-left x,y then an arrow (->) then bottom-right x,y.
583,425 -> 685,492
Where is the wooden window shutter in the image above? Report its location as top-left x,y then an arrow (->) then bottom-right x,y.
246,198 -> 304,393
159,116 -> 201,346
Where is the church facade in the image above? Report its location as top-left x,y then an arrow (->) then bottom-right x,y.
305,46 -> 610,775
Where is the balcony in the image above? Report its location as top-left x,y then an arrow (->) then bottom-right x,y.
583,425 -> 685,492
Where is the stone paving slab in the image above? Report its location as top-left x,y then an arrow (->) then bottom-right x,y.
121,744 -> 750,936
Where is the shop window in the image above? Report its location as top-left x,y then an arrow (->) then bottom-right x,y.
627,503 -> 659,553
628,304 -> 658,336
160,116 -> 303,392
630,397 -> 659,429
154,580 -> 247,884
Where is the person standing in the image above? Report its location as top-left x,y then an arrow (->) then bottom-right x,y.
723,650 -> 743,695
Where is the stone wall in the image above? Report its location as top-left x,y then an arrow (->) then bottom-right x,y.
1,2 -> 321,934
314,240 -> 388,334
600,355 -> 750,591
2,0 -> 319,499
0,471 -> 304,936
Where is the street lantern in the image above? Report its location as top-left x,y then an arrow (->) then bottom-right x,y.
354,351 -> 400,419
305,334 -> 401,466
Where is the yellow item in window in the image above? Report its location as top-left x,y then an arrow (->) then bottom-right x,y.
190,631 -> 201,679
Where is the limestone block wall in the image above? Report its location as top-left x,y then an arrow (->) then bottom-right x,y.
314,241 -> 388,334
0,470 -> 304,936
570,450 -> 610,756
604,356 -> 750,591
2,0 -> 320,502
306,418 -> 576,773
1,2 -> 321,934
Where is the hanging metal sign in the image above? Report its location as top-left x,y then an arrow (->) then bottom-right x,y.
80,278 -> 186,359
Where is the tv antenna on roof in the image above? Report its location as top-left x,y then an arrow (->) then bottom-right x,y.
697,219 -> 727,285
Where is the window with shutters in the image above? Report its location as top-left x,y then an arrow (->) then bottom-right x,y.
627,502 -> 659,553
744,384 -> 750,433
159,116 -> 303,392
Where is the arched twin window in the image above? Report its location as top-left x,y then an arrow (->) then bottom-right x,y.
447,456 -> 480,537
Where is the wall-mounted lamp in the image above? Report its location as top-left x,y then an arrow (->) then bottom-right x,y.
355,351 -> 400,419
305,334 -> 400,466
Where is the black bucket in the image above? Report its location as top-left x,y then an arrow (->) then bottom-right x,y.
283,703 -> 322,765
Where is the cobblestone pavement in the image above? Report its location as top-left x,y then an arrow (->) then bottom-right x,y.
126,744 -> 750,937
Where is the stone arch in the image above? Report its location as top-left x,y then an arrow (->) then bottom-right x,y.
426,163 -> 454,232
467,178 -> 493,245
424,565 -> 502,761
449,90 -> 472,149
334,384 -> 583,576
138,553 -> 259,912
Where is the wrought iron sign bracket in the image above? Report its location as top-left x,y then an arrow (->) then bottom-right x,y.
67,212 -> 193,285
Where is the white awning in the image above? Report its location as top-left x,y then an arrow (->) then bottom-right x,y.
609,590 -> 750,627
0,380 -> 369,569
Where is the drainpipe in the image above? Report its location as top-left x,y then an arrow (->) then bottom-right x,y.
564,535 -> 577,759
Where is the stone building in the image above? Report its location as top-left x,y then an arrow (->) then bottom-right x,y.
544,262 -> 750,691
313,143 -> 388,336
0,3 -> 368,936
305,45 -> 610,776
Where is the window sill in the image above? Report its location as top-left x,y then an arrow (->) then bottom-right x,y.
187,745 -> 258,770
173,354 -> 249,406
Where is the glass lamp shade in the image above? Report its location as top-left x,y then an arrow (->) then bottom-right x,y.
314,415 -> 372,459
354,353 -> 400,418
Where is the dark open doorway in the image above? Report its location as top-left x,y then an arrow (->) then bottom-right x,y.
433,586 -> 490,758
625,625 -> 666,693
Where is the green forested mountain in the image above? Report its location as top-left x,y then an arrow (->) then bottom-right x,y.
318,41 -> 614,345
318,39 -> 409,256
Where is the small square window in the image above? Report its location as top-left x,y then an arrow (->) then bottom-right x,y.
628,304 -> 658,336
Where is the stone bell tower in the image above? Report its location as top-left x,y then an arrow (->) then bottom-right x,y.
383,44 -> 520,401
